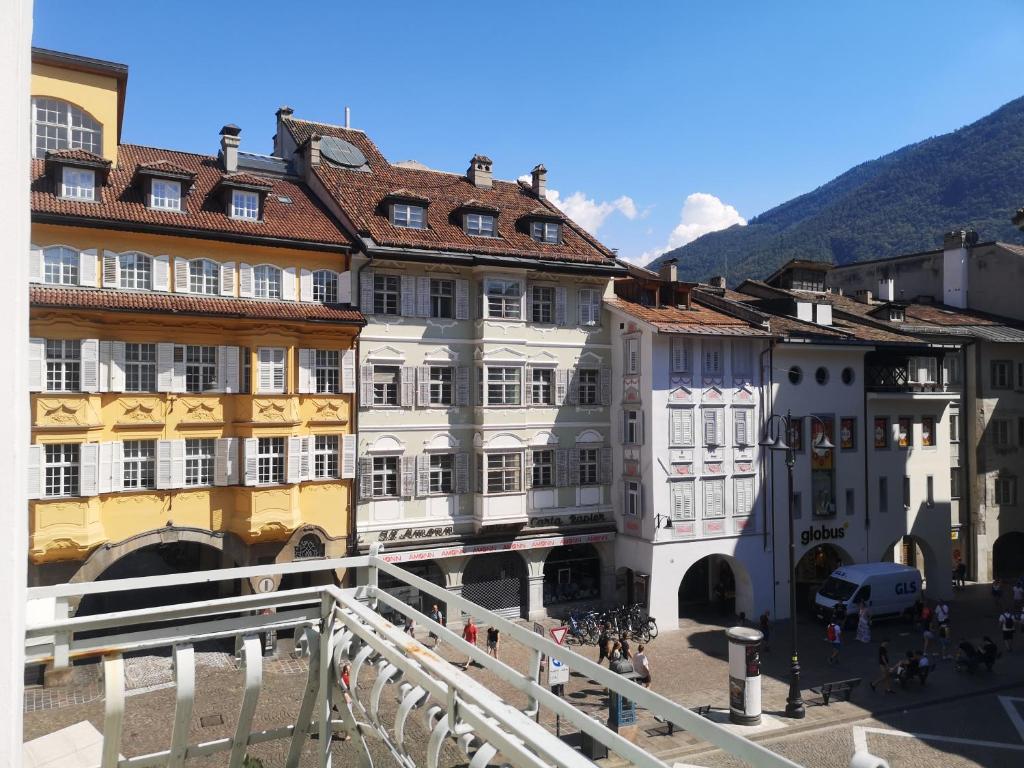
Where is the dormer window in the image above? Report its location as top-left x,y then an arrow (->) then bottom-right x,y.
231,190 -> 260,221
60,167 -> 95,201
465,212 -> 496,237
392,203 -> 425,229
531,221 -> 561,244
150,179 -> 182,211
32,98 -> 102,159
889,308 -> 905,322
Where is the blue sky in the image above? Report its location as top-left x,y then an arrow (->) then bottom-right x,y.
33,0 -> 1024,263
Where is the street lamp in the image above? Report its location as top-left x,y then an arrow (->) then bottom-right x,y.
759,409 -> 834,720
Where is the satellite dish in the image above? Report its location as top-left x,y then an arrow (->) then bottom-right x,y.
320,136 -> 367,168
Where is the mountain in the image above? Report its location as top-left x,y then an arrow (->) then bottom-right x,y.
653,96 -> 1024,283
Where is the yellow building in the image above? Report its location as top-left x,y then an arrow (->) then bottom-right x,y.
27,49 -> 363,599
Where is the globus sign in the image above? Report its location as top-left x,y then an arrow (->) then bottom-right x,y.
799,522 -> 849,547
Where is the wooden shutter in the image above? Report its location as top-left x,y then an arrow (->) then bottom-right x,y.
238,263 -> 254,297
590,291 -> 602,326
29,244 -> 43,284
455,366 -> 470,406
734,409 -> 749,446
554,369 -> 568,406
524,450 -> 535,490
156,440 -> 174,489
671,338 -> 691,373
703,409 -> 717,446
341,435 -> 357,479
79,248 -> 98,287
567,369 -> 580,406
214,438 -> 234,486
78,443 -> 99,496
455,452 -> 469,493
27,445 -> 43,500
337,270 -> 352,304
358,456 -> 373,499
174,257 -> 190,293
360,270 -> 375,313
80,339 -> 100,392
109,341 -> 126,392
219,262 -> 235,296
169,440 -> 185,488
110,441 -> 124,493
400,275 -> 416,317
400,455 -> 416,497
157,343 -> 175,392
360,365 -> 374,405
599,446 -> 612,484
416,454 -> 430,496
222,346 -> 239,393
683,482 -> 695,520
524,366 -> 535,406
600,367 -> 612,406
568,448 -> 580,487
299,269 -> 313,302
98,341 -> 110,394
28,338 -> 44,392
417,366 -> 431,406
669,409 -> 683,446
416,276 -> 431,317
671,482 -> 684,520
555,449 -> 569,487
704,480 -> 715,519
341,349 -> 356,394
282,267 -> 297,301
286,436 -> 303,484
400,367 -> 416,407
243,438 -> 259,486
298,349 -> 314,394
455,279 -> 470,320
554,287 -> 567,326
97,442 -> 113,494
151,254 -> 170,291
714,479 -> 724,517
102,250 -> 119,287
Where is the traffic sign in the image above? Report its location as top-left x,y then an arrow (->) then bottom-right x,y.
550,626 -> 568,645
547,656 -> 570,686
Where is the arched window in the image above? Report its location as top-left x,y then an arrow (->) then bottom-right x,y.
43,246 -> 78,285
189,259 -> 219,295
254,265 -> 282,299
32,97 -> 102,159
313,269 -> 338,303
119,252 -> 152,290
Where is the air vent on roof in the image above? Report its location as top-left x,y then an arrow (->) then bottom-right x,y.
276,195 -> 293,204
320,136 -> 367,168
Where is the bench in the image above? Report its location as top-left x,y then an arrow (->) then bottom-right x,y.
653,704 -> 712,736
809,678 -> 861,705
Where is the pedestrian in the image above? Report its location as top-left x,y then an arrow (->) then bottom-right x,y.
992,579 -> 1004,607
922,618 -> 936,656
870,639 -> 893,694
856,602 -> 871,644
461,618 -> 478,668
486,625 -> 500,660
597,623 -> 611,664
919,601 -> 933,633
832,601 -> 848,628
609,640 -> 622,667
404,617 -> 416,637
999,607 -> 1016,653
1014,582 -> 1024,611
759,610 -> 772,652
632,643 -> 652,687
915,650 -> 930,682
956,561 -> 967,588
826,619 -> 842,664
620,635 -> 632,661
428,604 -> 445,647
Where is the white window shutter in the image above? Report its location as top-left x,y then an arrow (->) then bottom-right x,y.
157,343 -> 175,392
556,449 -> 569,487
214,438 -> 236,486
671,482 -> 683,520
174,257 -> 190,293
714,479 -> 724,516
222,346 -> 239,393
109,341 -> 126,392
80,338 -> 100,392
341,435 -> 357,479
455,366 -> 470,406
400,275 -> 416,317
400,366 -> 417,407
599,446 -> 612,485
600,368 -> 612,406
172,345 -> 186,393
98,341 -> 110,394
358,456 -> 373,499
170,440 -> 185,488
735,410 -> 748,445
238,263 -> 254,298
578,289 -> 593,325
286,436 -> 303,484
566,369 -> 580,406
360,365 -> 374,405
298,349 -> 313,394
282,267 -> 297,301
455,279 -> 470,320
416,276 -> 431,317
360,270 -> 375,313
299,269 -> 313,302
27,445 -> 43,500
103,250 -> 120,288
79,443 -> 99,496
341,350 -> 356,394
29,244 -> 43,284
79,248 -> 98,287
524,366 -> 535,406
28,338 -> 45,392
152,255 -> 170,291
156,440 -> 173,489
703,409 -> 717,446
717,411 -> 726,445
110,442 -> 124,493
243,438 -> 259,486
554,287 -> 567,326
670,409 -> 683,446
682,408 -> 694,446
300,436 -> 312,481
257,348 -> 273,393
555,369 -> 568,407
568,449 -> 580,487
417,366 -> 431,406
525,450 -> 535,490
97,442 -> 113,494
400,455 -> 416,497
671,338 -> 691,373
337,270 -> 352,305
219,262 -> 235,296
416,454 -> 430,497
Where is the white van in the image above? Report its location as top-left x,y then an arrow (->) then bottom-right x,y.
814,563 -> 921,625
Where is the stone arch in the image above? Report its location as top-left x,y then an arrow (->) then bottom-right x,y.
677,553 -> 755,620
993,532 -> 1024,579
794,542 -> 855,612
882,534 -> 940,590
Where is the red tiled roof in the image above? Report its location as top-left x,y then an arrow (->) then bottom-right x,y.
30,286 -> 364,324
220,172 -> 274,189
31,144 -> 353,248
283,117 -> 617,267
605,296 -> 773,336
46,148 -> 111,166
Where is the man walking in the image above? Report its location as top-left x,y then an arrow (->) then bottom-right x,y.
870,639 -> 893,694
597,623 -> 611,664
759,610 -> 772,653
461,617 -> 478,669
428,604 -> 445,648
999,607 -> 1016,653
486,625 -> 500,660
826,618 -> 842,665
935,599 -> 951,659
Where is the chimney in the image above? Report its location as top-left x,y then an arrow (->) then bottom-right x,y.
273,105 -> 293,156
344,106 -> 351,129
530,164 -> 547,198
467,154 -> 493,188
878,278 -> 895,302
659,258 -> 678,283
219,124 -> 241,173
709,276 -> 726,289
308,134 -> 322,167
942,229 -> 973,309
854,289 -> 873,304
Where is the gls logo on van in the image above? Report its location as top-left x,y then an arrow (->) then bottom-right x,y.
800,524 -> 847,547
895,581 -> 918,595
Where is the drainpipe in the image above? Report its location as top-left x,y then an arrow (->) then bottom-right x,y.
862,352 -> 870,562
761,340 -> 778,621
347,257 -> 369,567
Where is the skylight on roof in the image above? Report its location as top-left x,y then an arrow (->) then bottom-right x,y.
276,195 -> 293,204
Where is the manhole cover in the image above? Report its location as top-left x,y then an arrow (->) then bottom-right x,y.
200,714 -> 224,728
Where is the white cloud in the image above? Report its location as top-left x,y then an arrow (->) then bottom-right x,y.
631,192 -> 746,266
518,175 -> 639,235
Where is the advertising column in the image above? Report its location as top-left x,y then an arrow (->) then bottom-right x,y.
726,626 -> 763,725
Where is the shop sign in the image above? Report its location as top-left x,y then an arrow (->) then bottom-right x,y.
799,521 -> 848,547
380,531 -> 614,564
527,512 -> 606,528
377,525 -> 455,543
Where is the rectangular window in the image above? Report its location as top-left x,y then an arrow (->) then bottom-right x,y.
314,350 -> 341,394
464,212 -> 495,237
486,452 -> 521,493
185,438 -> 214,487
45,339 -> 80,392
908,357 -> 937,384
578,368 -> 599,406
578,448 -> 599,485
125,343 -> 157,392
897,417 -> 912,449
392,203 -> 425,229
531,368 -> 553,405
373,365 -> 400,406
703,342 -> 723,378
430,279 -> 454,319
373,274 -> 400,316
703,408 -> 723,447
704,478 -> 725,518
624,337 -> 640,375
231,190 -> 260,220
995,477 -> 1017,506
44,443 -> 79,498
372,456 -> 399,497
429,366 -> 453,405
578,288 -> 600,326
531,286 -> 554,324
313,270 -> 338,303
531,449 -> 553,488
44,247 -> 78,285
993,419 -> 1011,448
185,345 -> 218,393
624,410 -> 641,445
944,355 -> 962,386
951,468 -> 961,499
874,417 -> 890,449
122,440 -> 156,490
624,480 -> 642,517
257,347 -> 286,394
671,338 -> 691,374
992,360 -> 1012,390
313,435 -> 339,479
150,179 -> 182,211
926,475 -> 934,507
879,477 -> 889,514
484,279 -> 522,319
119,252 -> 151,290
734,476 -> 754,517
734,409 -> 750,446
429,454 -> 454,493
921,416 -> 936,447
530,221 -> 560,244
903,475 -> 911,509
254,266 -> 281,299
487,367 -> 521,406
950,412 -> 960,443
257,437 -> 285,485
61,167 -> 94,200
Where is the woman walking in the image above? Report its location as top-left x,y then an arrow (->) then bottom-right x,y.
856,602 -> 872,644
869,640 -> 893,694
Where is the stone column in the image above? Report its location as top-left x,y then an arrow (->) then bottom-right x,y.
593,540 -> 618,606
521,549 -> 549,621
441,556 -> 470,629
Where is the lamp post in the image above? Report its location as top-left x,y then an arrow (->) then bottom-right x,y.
760,410 -> 834,720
